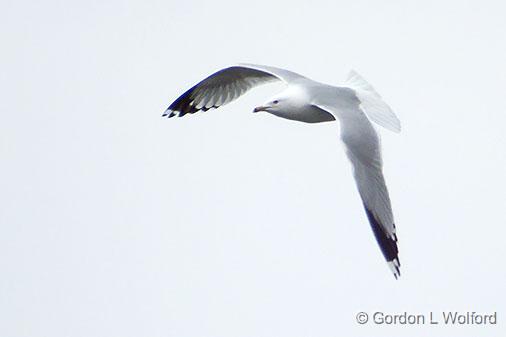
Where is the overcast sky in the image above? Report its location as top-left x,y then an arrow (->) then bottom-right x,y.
1,0 -> 505,336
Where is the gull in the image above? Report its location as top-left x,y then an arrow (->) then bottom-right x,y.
163,64 -> 402,278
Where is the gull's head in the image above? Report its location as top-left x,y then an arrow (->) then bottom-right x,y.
253,96 -> 287,114
253,87 -> 308,120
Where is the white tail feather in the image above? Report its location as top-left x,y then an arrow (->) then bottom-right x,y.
345,70 -> 401,133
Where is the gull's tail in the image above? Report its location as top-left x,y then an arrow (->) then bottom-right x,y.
344,70 -> 401,133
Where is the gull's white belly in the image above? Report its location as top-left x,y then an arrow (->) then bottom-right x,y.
267,105 -> 335,123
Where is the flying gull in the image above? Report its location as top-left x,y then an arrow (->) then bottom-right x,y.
163,64 -> 402,278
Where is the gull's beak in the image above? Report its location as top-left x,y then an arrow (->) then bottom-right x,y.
253,105 -> 268,113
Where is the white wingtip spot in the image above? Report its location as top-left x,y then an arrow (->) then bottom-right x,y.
388,259 -> 401,279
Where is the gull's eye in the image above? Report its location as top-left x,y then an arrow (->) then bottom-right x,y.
273,100 -> 279,104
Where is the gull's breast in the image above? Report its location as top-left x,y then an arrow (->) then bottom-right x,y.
268,104 -> 335,123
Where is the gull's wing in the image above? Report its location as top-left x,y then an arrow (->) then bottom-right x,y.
345,140 -> 400,279
343,71 -> 401,133
312,92 -> 400,278
163,64 -> 305,118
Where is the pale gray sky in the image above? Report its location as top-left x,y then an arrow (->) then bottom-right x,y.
1,0 -> 505,336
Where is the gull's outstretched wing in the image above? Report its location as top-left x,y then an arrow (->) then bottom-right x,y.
312,91 -> 400,278
163,64 -> 305,118
345,140 -> 400,279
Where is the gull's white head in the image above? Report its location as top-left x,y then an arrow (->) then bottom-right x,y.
253,96 -> 286,114
253,87 -> 304,116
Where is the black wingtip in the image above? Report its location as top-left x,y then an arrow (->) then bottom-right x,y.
165,83 -> 201,118
162,109 -> 178,118
363,203 -> 400,278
